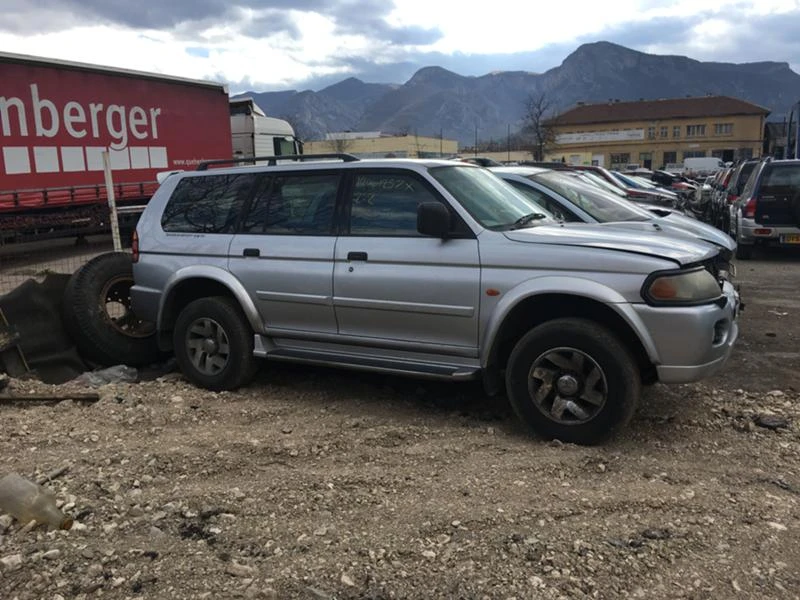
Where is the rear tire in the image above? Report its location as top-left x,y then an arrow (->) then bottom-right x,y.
173,296 -> 258,391
505,318 -> 640,445
63,252 -> 160,367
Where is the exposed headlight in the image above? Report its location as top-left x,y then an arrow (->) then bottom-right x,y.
643,268 -> 722,305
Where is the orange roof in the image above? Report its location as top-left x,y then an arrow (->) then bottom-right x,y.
552,96 -> 770,126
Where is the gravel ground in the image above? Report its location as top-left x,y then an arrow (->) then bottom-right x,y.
0,249 -> 799,600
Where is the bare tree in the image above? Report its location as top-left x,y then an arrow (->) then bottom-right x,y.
325,131 -> 355,154
522,93 -> 557,161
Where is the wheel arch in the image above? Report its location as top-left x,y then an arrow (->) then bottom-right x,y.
157,267 -> 260,350
482,284 -> 658,389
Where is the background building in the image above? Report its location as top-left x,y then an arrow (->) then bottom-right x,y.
545,96 -> 769,169
306,131 -> 458,158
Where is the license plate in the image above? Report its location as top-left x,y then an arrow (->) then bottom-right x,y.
781,233 -> 800,244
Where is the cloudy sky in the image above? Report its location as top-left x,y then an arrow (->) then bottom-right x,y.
1,0 -> 799,93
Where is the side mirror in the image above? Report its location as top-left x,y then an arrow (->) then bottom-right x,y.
417,202 -> 451,238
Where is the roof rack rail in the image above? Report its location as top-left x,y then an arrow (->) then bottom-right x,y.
196,153 -> 360,171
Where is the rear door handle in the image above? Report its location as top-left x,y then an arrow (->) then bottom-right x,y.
347,251 -> 368,261
243,248 -> 260,257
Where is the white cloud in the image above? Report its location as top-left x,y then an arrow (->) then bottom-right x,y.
0,0 -> 798,90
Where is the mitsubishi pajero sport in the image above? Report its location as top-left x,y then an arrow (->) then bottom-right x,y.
131,155 -> 739,444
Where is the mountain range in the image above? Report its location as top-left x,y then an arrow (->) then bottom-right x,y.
235,41 -> 800,147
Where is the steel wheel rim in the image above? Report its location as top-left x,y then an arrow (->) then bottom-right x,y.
186,317 -> 230,376
527,347 -> 608,425
100,274 -> 155,338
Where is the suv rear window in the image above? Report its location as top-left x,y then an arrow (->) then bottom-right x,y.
759,165 -> 800,198
161,174 -> 257,234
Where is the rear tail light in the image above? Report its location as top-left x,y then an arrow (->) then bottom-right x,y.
754,228 -> 772,235
743,197 -> 757,218
131,230 -> 139,263
726,193 -> 737,204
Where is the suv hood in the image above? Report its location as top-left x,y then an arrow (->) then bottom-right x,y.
600,213 -> 736,253
504,223 -> 720,265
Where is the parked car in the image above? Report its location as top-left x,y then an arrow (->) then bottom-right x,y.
613,171 -> 680,206
459,157 -> 503,167
130,155 -> 739,444
651,170 -> 698,199
710,168 -> 734,230
719,159 -> 759,234
731,158 -> 800,259
491,167 -> 736,272
568,165 -> 679,208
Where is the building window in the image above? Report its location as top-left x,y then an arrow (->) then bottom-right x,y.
737,148 -> 754,160
714,123 -> 734,135
683,150 -> 706,159
673,126 -> 680,138
686,124 -> 706,137
610,153 -> 631,169
663,151 -> 677,165
647,127 -> 656,139
660,126 -> 668,138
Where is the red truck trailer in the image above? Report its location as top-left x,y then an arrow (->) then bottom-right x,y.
0,52 -> 233,243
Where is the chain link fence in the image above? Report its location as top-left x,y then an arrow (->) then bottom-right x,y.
0,210 -> 133,295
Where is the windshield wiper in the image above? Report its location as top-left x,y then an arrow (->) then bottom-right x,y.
509,212 -> 549,229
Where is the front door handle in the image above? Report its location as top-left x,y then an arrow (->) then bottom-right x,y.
347,251 -> 368,261
243,248 -> 260,257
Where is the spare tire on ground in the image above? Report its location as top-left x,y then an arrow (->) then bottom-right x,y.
63,252 -> 161,367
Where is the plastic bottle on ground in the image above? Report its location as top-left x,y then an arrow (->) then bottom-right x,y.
0,473 -> 73,530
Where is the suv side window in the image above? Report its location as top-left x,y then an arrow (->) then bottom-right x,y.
739,164 -> 760,199
242,173 -> 339,234
161,174 -> 257,233
348,172 -> 443,236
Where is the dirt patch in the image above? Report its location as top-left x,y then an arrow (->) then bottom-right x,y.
0,250 -> 799,599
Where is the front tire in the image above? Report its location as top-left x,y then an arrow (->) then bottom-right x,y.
505,318 -> 640,445
173,296 -> 258,391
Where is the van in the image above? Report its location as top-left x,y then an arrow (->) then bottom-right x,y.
683,157 -> 724,175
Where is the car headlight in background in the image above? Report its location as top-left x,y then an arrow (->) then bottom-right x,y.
643,268 -> 722,305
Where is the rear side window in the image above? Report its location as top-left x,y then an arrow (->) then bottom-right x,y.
241,173 -> 339,235
732,163 -> 757,195
161,174 -> 257,233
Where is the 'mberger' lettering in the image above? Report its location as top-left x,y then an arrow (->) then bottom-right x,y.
0,84 -> 162,149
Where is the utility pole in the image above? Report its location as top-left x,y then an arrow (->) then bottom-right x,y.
507,123 -> 511,162
795,100 -> 800,159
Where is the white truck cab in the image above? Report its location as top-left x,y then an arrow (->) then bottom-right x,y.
230,98 -> 302,160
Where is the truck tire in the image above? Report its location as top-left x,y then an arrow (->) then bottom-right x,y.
63,252 -> 160,367
505,318 -> 640,445
173,296 -> 258,391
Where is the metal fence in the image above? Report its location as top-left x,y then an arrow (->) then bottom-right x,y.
0,233 -> 130,295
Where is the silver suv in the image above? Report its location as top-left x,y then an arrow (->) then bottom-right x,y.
131,155 -> 739,444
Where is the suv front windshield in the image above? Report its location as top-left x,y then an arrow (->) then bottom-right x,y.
534,172 -> 651,222
430,165 -> 555,230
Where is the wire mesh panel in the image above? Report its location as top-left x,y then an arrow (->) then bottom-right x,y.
0,202 -> 133,295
